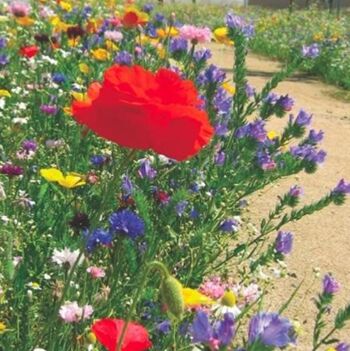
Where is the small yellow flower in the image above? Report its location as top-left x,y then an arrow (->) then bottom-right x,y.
60,1 -> 72,12
40,168 -> 86,189
91,48 -> 110,61
325,348 -> 337,351
71,91 -> 87,102
157,45 -> 166,59
0,322 -> 7,334
0,90 -> 11,98
63,106 -> 73,116
267,130 -> 280,140
222,82 -> 236,95
68,38 -> 80,47
221,291 -> 237,307
157,27 -> 179,39
79,63 -> 90,74
182,288 -> 213,308
87,332 -> 96,344
214,27 -> 234,46
105,40 -> 118,51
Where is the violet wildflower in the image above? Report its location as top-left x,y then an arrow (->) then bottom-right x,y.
277,95 -> 294,112
336,343 -> 350,351
109,209 -> 145,239
0,37 -> 7,49
138,159 -> 157,180
190,311 -> 213,343
198,64 -> 226,85
295,109 -> 312,127
215,150 -> 226,166
215,122 -> 229,136
143,3 -> 154,13
302,43 -> 320,58
275,231 -> 293,255
156,320 -> 171,334
220,218 -> 240,233
257,150 -> 276,171
214,313 -> 236,346
332,179 -> 350,196
289,185 -> 303,198
40,104 -> 58,115
248,312 -> 296,347
169,38 -> 188,54
323,274 -> 340,294
245,84 -> 256,98
121,175 -> 133,196
175,200 -> 188,216
225,13 -> 255,38
0,163 -> 24,177
194,49 -> 212,62
22,139 -> 37,152
90,155 -> 108,167
307,129 -> 324,144
0,54 -> 9,66
114,51 -> 133,66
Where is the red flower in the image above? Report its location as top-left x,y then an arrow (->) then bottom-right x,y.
92,318 -> 152,351
72,65 -> 213,161
20,45 -> 39,58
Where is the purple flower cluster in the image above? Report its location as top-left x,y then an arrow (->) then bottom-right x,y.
197,64 -> 226,85
114,51 -> 133,66
323,274 -> 340,294
193,48 -> 212,62
190,311 -> 236,347
257,150 -> 276,171
85,228 -> 113,253
220,218 -> 240,233
275,231 -> 293,255
290,144 -> 326,164
0,163 -> 24,177
332,179 -> 350,196
138,159 -> 157,180
225,12 -> 255,38
236,119 -> 267,142
169,38 -> 188,54
40,104 -> 58,116
302,43 -> 320,58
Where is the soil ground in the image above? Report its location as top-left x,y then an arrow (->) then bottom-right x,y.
210,43 -> 350,348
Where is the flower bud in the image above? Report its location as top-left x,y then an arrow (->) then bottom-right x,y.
160,276 -> 184,320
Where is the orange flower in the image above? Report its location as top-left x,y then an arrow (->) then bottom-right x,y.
122,7 -> 149,28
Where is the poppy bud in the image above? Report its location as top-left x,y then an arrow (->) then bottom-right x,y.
160,275 -> 184,320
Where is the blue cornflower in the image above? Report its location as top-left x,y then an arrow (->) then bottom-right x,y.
85,228 -> 113,252
90,155 -> 107,167
52,72 -> 66,84
109,209 -> 145,239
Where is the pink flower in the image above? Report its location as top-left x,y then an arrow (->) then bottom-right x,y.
59,301 -> 93,323
87,266 -> 106,279
9,1 -> 31,17
104,30 -> 123,42
199,276 -> 227,299
241,284 -> 260,304
179,25 -> 212,44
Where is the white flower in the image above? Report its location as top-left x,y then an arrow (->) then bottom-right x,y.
52,248 -> 83,268
0,182 -> 6,200
212,304 -> 241,319
12,117 -> 28,125
0,98 -> 5,109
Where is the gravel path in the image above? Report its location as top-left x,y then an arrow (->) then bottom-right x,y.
210,43 -> 350,347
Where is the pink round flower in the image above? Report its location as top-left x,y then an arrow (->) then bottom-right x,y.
104,30 -> 123,42
87,266 -> 106,279
199,276 -> 227,299
59,301 -> 93,323
179,25 -> 212,44
9,1 -> 31,17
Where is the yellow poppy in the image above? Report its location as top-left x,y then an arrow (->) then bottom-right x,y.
60,1 -> 72,12
182,288 -> 213,308
40,168 -> 86,189
91,48 -> 110,61
71,91 -> 87,102
0,90 -> 11,98
0,322 -> 7,334
79,63 -> 90,74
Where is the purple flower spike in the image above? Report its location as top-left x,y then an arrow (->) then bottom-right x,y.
337,343 -> 350,351
214,313 -> 236,345
295,109 -> 312,127
138,159 -> 157,180
190,311 -> 213,343
333,179 -> 350,195
323,274 -> 340,294
289,185 -> 303,198
275,231 -> 293,255
302,43 -> 320,58
248,312 -> 296,347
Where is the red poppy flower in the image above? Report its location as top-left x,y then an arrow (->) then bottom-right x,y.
92,318 -> 152,351
20,45 -> 39,58
72,65 -> 214,161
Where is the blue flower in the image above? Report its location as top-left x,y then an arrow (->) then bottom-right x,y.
214,313 -> 236,346
84,228 -> 113,252
114,51 -> 133,66
52,72 -> 66,84
109,209 -> 145,239
169,38 -> 188,54
156,320 -> 171,334
248,312 -> 296,347
323,274 -> 340,294
190,311 -> 213,343
90,155 -> 107,167
220,219 -> 239,233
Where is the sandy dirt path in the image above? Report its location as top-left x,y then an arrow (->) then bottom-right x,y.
210,44 -> 350,347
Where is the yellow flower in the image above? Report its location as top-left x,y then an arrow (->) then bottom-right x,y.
63,106 -> 73,116
105,40 -> 118,51
40,168 -> 86,189
157,27 -> 179,39
91,48 -> 110,61
16,16 -> 35,26
71,91 -> 87,102
157,45 -> 166,59
79,63 -> 90,74
267,130 -> 280,140
68,38 -> 80,47
0,322 -> 7,334
325,348 -> 336,351
60,1 -> 72,12
221,291 -> 237,307
214,27 -> 234,46
51,16 -> 69,32
222,82 -> 236,95
87,332 -> 96,344
182,288 -> 213,308
0,90 -> 11,98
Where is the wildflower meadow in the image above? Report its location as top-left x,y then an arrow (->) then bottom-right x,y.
0,1 -> 349,351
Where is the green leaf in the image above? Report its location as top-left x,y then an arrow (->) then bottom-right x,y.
335,303 -> 350,329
